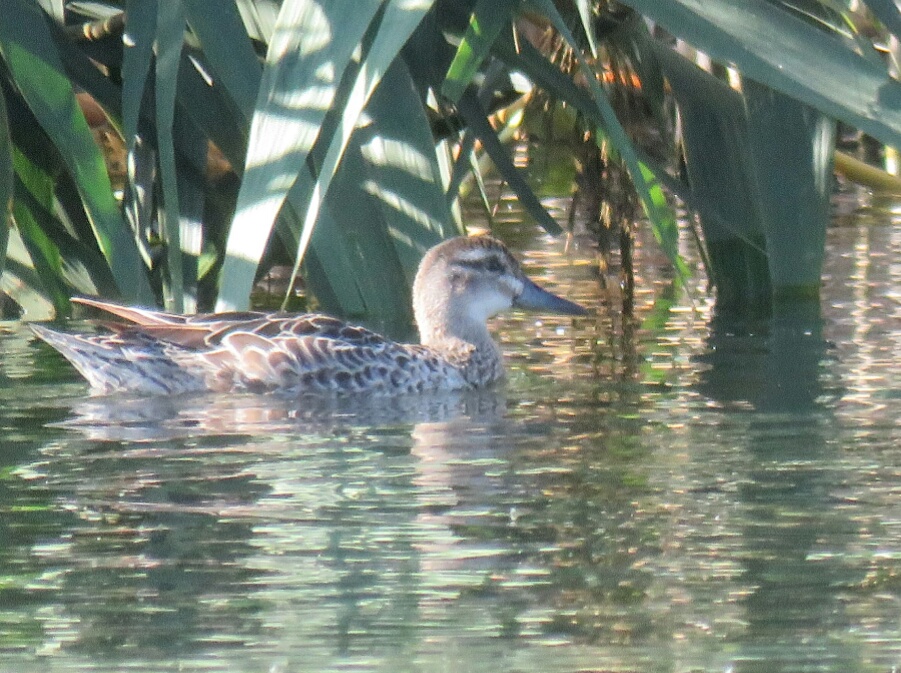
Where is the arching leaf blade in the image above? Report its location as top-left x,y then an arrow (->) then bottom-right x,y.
442,0 -> 518,103
183,0 -> 262,121
216,0 -> 382,311
620,0 -> 901,148
279,0 -> 436,311
530,0 -> 684,273
0,0 -> 153,303
0,84 -> 11,280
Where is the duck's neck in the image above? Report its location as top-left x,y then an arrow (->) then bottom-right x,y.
417,311 -> 504,386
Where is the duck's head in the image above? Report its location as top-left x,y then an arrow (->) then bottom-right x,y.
412,235 -> 587,347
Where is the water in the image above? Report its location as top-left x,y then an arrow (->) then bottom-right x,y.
1,216 -> 900,673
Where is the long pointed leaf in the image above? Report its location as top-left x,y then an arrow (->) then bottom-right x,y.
1,228 -> 55,319
358,59 -> 455,281
216,0 -> 382,311
0,0 -> 153,302
455,89 -> 562,235
12,149 -> 68,314
0,83 -> 11,280
280,0 -> 435,311
121,0 -> 157,270
155,0 -> 191,311
621,0 -> 901,148
442,0 -> 518,103
183,0 -> 262,121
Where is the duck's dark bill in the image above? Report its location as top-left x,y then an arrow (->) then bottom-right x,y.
514,278 -> 587,316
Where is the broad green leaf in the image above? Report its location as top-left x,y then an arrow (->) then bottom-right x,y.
121,0 -> 157,269
743,78 -> 834,294
12,149 -> 69,314
301,221 -> 368,316
216,0 -> 382,311
0,0 -> 153,303
12,147 -> 115,304
183,0 -> 262,121
653,42 -> 770,307
621,0 -> 901,148
122,0 -> 157,147
171,115 -> 209,311
442,0 -> 518,103
312,132 -> 412,323
176,50 -> 249,169
155,0 -> 191,311
234,0 -> 281,43
0,85 -> 11,280
279,0 -> 436,311
357,59 -> 455,284
1,229 -> 55,320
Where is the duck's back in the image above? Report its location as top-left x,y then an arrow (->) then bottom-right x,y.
32,308 -> 467,396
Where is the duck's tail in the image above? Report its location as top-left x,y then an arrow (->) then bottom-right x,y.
30,324 -> 206,395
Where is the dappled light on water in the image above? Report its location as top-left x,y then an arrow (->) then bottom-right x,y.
1,217 -> 900,672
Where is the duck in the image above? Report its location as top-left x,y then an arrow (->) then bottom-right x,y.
30,235 -> 587,396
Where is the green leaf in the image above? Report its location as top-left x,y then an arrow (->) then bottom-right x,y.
523,0 -> 682,269
357,59 -> 455,284
11,149 -> 68,314
121,0 -> 157,270
155,0 -> 190,311
0,84 -> 11,280
652,42 -> 770,307
575,0 -> 598,57
122,0 -> 156,150
279,0 -> 437,311
743,78 -> 834,293
455,89 -> 562,235
0,0 -> 153,303
441,0 -> 518,103
621,0 -> 901,148
0,228 -> 55,320
175,50 -> 249,169
638,161 -> 686,277
216,0 -> 383,311
183,0 -> 262,121
234,0 -> 281,43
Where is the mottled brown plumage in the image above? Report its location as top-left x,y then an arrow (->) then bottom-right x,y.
31,236 -> 587,395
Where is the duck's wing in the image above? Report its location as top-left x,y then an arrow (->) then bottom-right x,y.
109,312 -> 385,351
73,297 -> 192,326
72,297 -> 340,351
48,299 -> 460,393
186,316 -> 431,392
201,332 -> 460,394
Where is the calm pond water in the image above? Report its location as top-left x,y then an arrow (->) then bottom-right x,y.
1,211 -> 900,673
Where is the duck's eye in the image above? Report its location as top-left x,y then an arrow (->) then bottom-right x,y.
484,256 -> 505,273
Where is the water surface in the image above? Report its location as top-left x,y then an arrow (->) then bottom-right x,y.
1,219 -> 900,673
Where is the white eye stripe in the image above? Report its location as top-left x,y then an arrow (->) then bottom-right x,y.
455,248 -> 494,263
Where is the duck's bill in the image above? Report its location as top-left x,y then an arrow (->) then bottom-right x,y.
514,278 -> 588,316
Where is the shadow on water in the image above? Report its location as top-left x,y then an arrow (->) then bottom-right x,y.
695,301 -> 863,672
